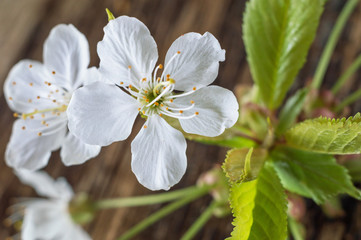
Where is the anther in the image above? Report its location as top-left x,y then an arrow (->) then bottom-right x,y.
159,64 -> 163,69
144,90 -> 148,94
12,81 -> 16,85
142,110 -> 145,114
170,99 -> 174,103
138,108 -> 141,111
8,97 -> 13,101
157,77 -> 161,82
128,65 -> 131,69
120,81 -> 124,85
48,83 -> 51,86
195,112 -> 199,115
154,102 -> 159,106
29,83 -> 33,86
21,126 -> 26,130
37,96 -> 40,99
159,113 -> 162,116
13,113 -> 18,118
146,99 -> 149,102
38,132 -> 42,136
129,85 -> 133,89
193,87 -> 197,91
142,78 -> 147,82
29,64 -> 33,68
52,71 -> 56,75
161,104 -> 164,107
30,116 -> 34,119
55,89 -> 59,93
143,96 -> 146,99
144,125 -> 147,129
41,114 -> 45,118
41,121 -> 46,125
166,74 -> 170,79
28,99 -> 32,103
190,100 -> 195,104
179,110 -> 183,113
177,51 -> 181,54
52,100 -> 56,103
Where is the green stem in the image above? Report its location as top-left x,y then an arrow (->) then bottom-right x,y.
288,217 -> 305,240
117,186 -> 211,240
311,0 -> 359,90
335,87 -> 361,113
95,186 -> 204,209
180,201 -> 219,240
332,53 -> 361,94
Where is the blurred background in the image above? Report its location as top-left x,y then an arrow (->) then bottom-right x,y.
1,0 -> 361,239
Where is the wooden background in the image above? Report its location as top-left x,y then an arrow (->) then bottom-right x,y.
1,0 -> 361,239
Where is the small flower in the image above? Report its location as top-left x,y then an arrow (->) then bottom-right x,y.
6,170 -> 91,240
4,24 -> 101,170
67,16 -> 239,191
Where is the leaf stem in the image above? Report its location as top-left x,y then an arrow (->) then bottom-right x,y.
117,186 -> 211,240
95,186 -> 205,209
335,87 -> 361,113
180,200 -> 219,240
311,0 -> 359,90
332,53 -> 361,94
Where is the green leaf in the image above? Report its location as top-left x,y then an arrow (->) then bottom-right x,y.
271,146 -> 361,204
186,135 -> 256,149
285,113 -> 361,154
276,88 -> 307,135
344,159 -> 361,182
243,0 -> 324,109
223,148 -> 267,183
228,162 -> 288,240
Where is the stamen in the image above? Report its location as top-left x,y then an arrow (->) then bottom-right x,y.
167,103 -> 195,111
144,125 -> 147,129
160,51 -> 181,80
21,126 -> 26,130
29,83 -> 33,86
12,82 -> 16,85
38,132 -> 42,136
8,97 -> 12,101
29,64 -> 33,68
52,71 -> 56,75
21,105 -> 67,120
147,85 -> 172,107
165,88 -> 196,99
153,64 -> 163,84
160,109 -> 197,119
13,113 -> 18,118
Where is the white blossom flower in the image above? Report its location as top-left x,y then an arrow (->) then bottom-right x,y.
67,16 -> 239,191
4,24 -> 101,170
7,170 -> 91,240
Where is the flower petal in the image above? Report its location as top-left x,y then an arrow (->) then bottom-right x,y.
98,16 -> 158,87
22,200 -> 73,240
131,116 -> 187,191
61,132 -> 101,166
164,32 -> 225,91
15,170 -> 74,200
67,82 -> 139,146
174,86 -> 239,137
6,119 -> 67,171
43,24 -> 90,91
4,60 -> 59,114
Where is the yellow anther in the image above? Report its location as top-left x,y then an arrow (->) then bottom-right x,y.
129,84 -> 132,89
159,64 -> 163,69
8,97 -> 13,101
30,116 -> 34,119
12,81 -> 16,85
37,96 -> 40,99
146,99 -> 149,102
56,112 -> 61,116
138,108 -> 141,111
46,124 -> 49,127
13,113 -> 18,118
193,87 -> 197,91
195,112 -> 199,115
142,110 -> 145,114
29,64 -> 33,68
56,89 -> 59,92
154,102 -> 159,106
144,125 -> 147,129
128,65 -> 131,69
160,104 -> 164,107
144,90 -> 148,94
163,87 -> 166,89
52,99 -> 56,103
166,74 -> 170,79
120,81 -> 124,85
28,99 -> 32,103
44,81 -> 48,84
166,107 -> 169,110
22,126 -> 26,130
29,83 -> 33,86
41,114 -> 45,118
159,113 -> 162,116
190,100 -> 194,104
179,110 -> 183,113
52,71 -> 56,75
142,78 -> 147,82
170,99 -> 173,103
48,83 -> 51,86
143,96 -> 146,99
38,132 -> 42,136
157,77 -> 161,82
177,51 -> 181,54
41,121 -> 46,125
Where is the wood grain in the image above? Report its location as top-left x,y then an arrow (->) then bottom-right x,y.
1,0 -> 361,239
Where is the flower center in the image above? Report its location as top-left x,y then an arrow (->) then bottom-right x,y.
120,51 -> 200,120
8,66 -> 71,136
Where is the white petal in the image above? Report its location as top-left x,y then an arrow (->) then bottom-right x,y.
43,24 -> 90,91
67,82 -> 139,146
164,32 -> 225,91
175,86 -> 239,137
6,119 -> 67,171
81,66 -> 109,86
98,16 -> 158,87
22,200 -> 72,240
131,116 -> 187,191
15,170 -> 74,200
4,60 -> 58,113
61,132 -> 101,166
61,225 -> 92,240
